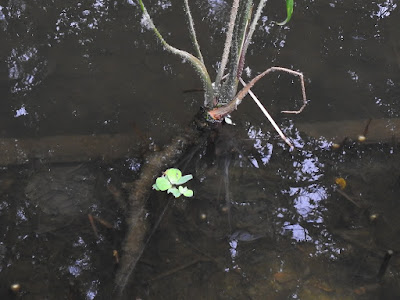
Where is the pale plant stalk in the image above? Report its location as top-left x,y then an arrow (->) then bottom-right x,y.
137,0 -> 303,124
220,0 -> 253,103
239,77 -> 294,149
241,0 -> 268,62
231,1 -> 253,80
183,0 -> 204,64
214,0 -> 240,88
235,1 -> 252,80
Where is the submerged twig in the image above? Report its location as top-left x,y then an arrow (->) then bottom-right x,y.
113,250 -> 120,264
148,258 -> 210,282
93,215 -> 113,229
354,283 -> 382,295
362,118 -> 372,137
335,188 -> 362,208
223,156 -> 232,232
88,214 -> 99,238
377,249 -> 394,281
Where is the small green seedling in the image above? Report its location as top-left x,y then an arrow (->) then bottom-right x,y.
152,168 -> 193,198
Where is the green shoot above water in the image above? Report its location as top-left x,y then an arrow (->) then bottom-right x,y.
152,168 -> 194,198
277,0 -> 294,26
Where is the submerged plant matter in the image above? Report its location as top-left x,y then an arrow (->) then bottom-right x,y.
137,0 -> 306,147
114,125 -> 203,296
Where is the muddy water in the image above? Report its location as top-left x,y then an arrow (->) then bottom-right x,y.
1,0 -> 400,299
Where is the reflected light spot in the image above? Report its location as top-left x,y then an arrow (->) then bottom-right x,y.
86,280 -> 99,300
371,1 -> 397,19
229,239 -> 238,259
282,223 -> 312,242
68,265 -> 81,277
15,106 -> 28,117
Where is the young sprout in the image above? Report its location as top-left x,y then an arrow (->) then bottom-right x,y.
152,168 -> 194,198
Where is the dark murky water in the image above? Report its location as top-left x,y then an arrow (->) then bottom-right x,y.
1,0 -> 400,299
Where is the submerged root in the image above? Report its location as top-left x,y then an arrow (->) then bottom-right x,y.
114,119 -> 207,297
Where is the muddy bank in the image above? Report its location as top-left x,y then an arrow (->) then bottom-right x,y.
0,133 -> 139,165
0,118 -> 399,166
295,118 -> 400,144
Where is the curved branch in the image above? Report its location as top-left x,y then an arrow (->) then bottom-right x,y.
208,66 -> 307,120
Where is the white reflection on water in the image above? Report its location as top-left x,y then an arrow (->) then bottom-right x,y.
15,106 -> 28,117
156,0 -> 172,10
290,184 -> 327,219
55,0 -> 111,43
86,280 -> 99,300
282,223 -> 312,242
371,0 -> 397,19
247,125 -> 273,166
206,0 -> 230,22
68,252 -> 91,277
16,207 -> 28,222
8,47 -> 36,80
229,239 -> 238,259
7,47 -> 47,93
0,5 -> 7,29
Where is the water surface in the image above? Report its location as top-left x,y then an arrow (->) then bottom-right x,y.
0,0 -> 400,299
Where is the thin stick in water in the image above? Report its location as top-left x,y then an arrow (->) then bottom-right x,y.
335,188 -> 362,208
239,77 -> 294,149
377,249 -> 394,281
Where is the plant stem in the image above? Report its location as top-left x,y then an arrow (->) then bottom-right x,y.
214,0 -> 240,89
137,0 -> 214,106
241,0 -> 268,63
183,0 -> 204,64
221,0 -> 253,103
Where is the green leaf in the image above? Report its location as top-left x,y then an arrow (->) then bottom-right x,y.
277,0 -> 294,26
179,186 -> 193,197
152,183 -> 160,191
183,188 -> 194,197
175,174 -> 193,185
178,186 -> 187,193
167,187 -> 181,198
165,168 -> 182,184
156,177 -> 172,191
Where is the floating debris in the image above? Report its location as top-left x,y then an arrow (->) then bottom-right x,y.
335,177 -> 347,190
